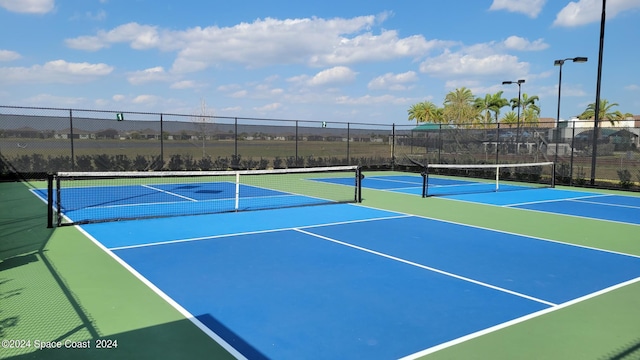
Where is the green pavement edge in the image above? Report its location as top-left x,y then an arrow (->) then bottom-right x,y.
2,176 -> 639,359
0,181 -> 235,360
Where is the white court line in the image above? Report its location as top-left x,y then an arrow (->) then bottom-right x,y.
569,197 -> 640,210
141,184 -> 198,202
368,176 -> 423,186
108,214 -> 412,251
504,193 -> 611,208
399,276 -> 640,359
294,228 -> 558,307
441,195 -> 640,228
74,225 -> 249,360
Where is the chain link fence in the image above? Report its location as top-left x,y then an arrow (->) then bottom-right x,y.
1,105 -> 639,190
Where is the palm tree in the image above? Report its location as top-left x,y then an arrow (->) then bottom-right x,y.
578,99 -> 631,125
443,87 -> 479,127
407,101 -> 439,125
501,111 -> 518,127
474,91 -> 509,128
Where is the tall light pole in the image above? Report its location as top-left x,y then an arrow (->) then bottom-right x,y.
554,57 -> 588,165
502,79 -> 525,149
591,0 -> 606,186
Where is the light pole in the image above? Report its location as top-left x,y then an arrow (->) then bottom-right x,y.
502,79 -> 525,150
554,57 -> 588,165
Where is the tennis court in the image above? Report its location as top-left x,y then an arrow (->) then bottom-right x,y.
336,167 -> 640,226
19,165 -> 640,359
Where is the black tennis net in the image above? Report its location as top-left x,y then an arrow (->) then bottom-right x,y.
46,165 -> 362,226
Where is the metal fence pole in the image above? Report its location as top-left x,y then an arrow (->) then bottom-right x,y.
160,113 -> 164,168
569,121 -> 576,184
234,117 -> 238,160
391,124 -> 396,170
496,123 -> 501,164
347,123 -> 351,165
295,120 -> 299,165
69,109 -> 75,171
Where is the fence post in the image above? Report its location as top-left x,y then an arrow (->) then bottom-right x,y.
234,117 -> 238,160
347,123 -> 350,165
391,123 -> 396,171
496,123 -> 501,164
160,113 -> 164,169
438,124 -> 442,164
69,109 -> 75,171
569,121 -> 576,184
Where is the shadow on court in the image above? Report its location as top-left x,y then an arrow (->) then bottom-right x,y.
0,180 -> 236,359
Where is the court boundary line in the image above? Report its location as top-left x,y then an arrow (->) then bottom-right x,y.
349,202 -> 640,260
74,225 -> 249,360
399,276 -> 640,359
569,197 -> 640,210
504,193 -> 612,208
107,214 -> 412,251
441,195 -> 640,228
141,184 -> 199,202
293,228 -> 558,307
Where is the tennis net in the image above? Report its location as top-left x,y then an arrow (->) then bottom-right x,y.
47,165 -> 362,226
418,162 -> 555,197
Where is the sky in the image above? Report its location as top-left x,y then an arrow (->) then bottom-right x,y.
1,0 -> 639,125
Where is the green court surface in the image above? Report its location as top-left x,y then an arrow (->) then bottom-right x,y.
1,174 -> 639,359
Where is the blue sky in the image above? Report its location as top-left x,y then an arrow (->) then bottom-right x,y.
1,0 -> 639,125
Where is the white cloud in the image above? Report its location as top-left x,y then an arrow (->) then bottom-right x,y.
231,90 -> 248,98
0,49 -> 21,61
65,23 -> 163,51
0,0 -> 54,14
171,80 -> 198,89
368,71 -> 418,91
0,59 -> 113,84
308,66 -> 356,86
127,66 -> 172,85
489,0 -> 547,18
554,0 -> 640,27
625,84 -> 640,91
254,103 -> 282,112
65,15 -> 440,73
420,50 -> 528,78
335,94 -> 414,106
131,94 -> 160,104
503,36 -> 549,51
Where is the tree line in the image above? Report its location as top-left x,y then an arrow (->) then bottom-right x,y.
408,87 -> 632,128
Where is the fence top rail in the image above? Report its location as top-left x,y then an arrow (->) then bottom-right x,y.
0,105 -> 393,128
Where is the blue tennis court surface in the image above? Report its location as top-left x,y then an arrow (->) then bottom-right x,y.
34,181 -> 335,224
327,174 -> 640,226
77,203 -> 640,359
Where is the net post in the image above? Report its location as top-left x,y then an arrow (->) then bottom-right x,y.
56,175 -> 62,227
235,172 -> 240,211
421,166 -> 429,198
551,162 -> 556,188
355,166 -> 362,203
47,173 -> 54,228
495,165 -> 500,191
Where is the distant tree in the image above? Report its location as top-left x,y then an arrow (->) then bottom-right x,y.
509,93 -> 540,127
474,91 -> 509,128
578,99 -> 632,126
407,101 -> 440,125
501,111 -> 519,128
443,87 -> 480,126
